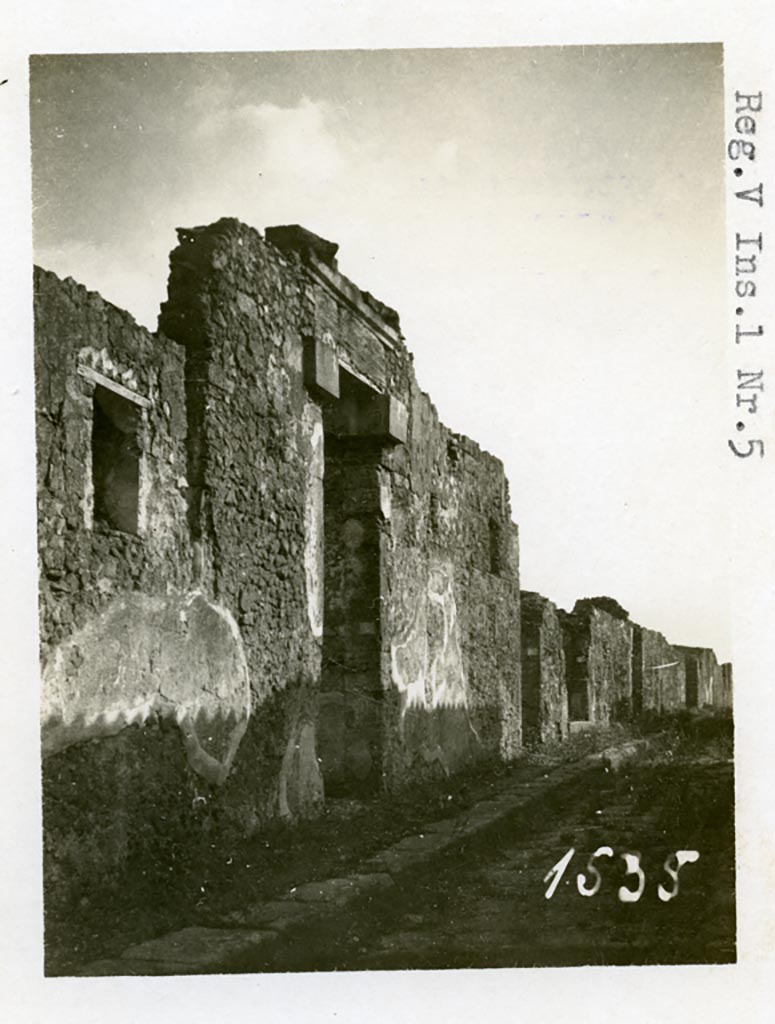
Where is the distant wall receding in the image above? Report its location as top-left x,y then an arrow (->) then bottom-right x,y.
521,591 -> 568,744
676,646 -> 722,709
632,626 -> 686,715
718,663 -> 734,709
561,598 -> 634,725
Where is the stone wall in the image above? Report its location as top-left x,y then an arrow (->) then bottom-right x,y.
677,646 -> 721,709
158,219 -> 522,794
561,598 -> 633,724
35,216 -> 730,912
520,592 -> 568,744
36,216 -> 525,907
34,268 -> 258,908
632,626 -> 686,715
718,663 -> 734,709
383,392 -> 521,786
157,220 -> 327,828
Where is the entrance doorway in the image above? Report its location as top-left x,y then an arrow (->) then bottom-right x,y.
317,370 -> 385,795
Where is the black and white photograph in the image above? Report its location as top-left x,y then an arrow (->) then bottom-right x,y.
2,4 -> 774,1022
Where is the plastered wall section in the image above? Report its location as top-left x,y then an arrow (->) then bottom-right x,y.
562,602 -> 633,724
381,386 -> 522,786
34,269 -> 256,906
289,225 -> 519,783
677,646 -> 722,709
520,591 -> 569,744
718,663 -> 734,709
632,626 -> 686,715
307,252 -> 522,781
159,219 -> 522,793
159,220 -> 326,832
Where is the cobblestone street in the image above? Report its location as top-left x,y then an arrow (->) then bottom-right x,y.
274,749 -> 735,972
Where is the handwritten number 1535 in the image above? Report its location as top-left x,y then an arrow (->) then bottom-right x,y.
543,847 -> 700,902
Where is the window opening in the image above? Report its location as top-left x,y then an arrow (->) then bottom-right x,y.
92,383 -> 141,534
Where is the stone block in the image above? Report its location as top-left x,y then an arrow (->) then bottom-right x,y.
383,395 -> 408,444
599,739 -> 651,771
326,389 -> 408,443
354,393 -> 407,443
364,833 -> 460,875
120,926 -> 278,971
287,872 -> 393,908
221,899 -> 324,933
303,335 -> 340,399
266,224 -> 340,269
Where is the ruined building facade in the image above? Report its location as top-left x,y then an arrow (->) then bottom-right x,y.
36,220 -> 521,905
35,220 -> 731,908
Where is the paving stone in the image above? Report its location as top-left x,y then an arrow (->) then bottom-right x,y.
391,832 -> 458,855
120,926 -> 278,971
370,824 -> 470,863
286,872 -> 393,908
362,775 -> 578,876
599,740 -> 652,771
454,803 -> 506,832
364,840 -> 457,876
257,753 -> 734,971
421,816 -> 467,837
220,899 -> 324,932
489,791 -> 530,810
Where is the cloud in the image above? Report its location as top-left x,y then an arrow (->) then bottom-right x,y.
196,97 -> 347,190
34,97 -> 351,327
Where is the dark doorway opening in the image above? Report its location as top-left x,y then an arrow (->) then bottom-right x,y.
318,370 -> 385,796
632,627 -> 644,716
563,625 -> 590,722
685,659 -> 699,708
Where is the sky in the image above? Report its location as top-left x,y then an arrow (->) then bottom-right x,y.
29,44 -> 730,658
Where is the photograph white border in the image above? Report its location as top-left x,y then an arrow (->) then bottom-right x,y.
2,3 -> 774,1022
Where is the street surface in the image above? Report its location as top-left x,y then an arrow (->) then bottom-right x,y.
274,751 -> 735,971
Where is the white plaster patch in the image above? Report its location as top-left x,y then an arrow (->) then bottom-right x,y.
302,403 -> 324,639
278,721 -> 324,821
390,560 -> 468,714
40,590 -> 252,785
77,346 -> 140,394
379,473 -> 392,521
